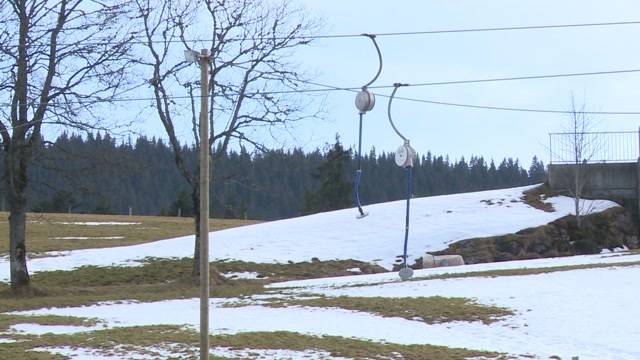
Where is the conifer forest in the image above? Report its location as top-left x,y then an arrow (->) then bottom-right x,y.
0,133 -> 547,220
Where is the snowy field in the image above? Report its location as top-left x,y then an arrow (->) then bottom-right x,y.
10,253 -> 640,359
0,185 -> 618,281
1,185 -> 636,359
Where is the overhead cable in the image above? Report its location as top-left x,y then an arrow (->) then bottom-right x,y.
5,20 -> 640,48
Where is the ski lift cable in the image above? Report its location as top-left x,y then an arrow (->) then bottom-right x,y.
10,20 -> 639,48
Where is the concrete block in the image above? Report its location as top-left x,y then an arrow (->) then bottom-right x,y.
422,254 -> 436,268
422,254 -> 464,268
435,255 -> 465,267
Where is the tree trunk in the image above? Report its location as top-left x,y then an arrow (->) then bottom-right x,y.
574,194 -> 582,228
6,148 -> 30,288
574,166 -> 582,228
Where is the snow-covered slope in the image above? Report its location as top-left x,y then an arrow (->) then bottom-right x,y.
0,185 -> 618,281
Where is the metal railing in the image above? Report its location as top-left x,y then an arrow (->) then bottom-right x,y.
549,129 -> 639,164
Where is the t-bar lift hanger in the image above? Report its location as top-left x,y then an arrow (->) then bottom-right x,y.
353,34 -> 383,219
388,83 -> 417,281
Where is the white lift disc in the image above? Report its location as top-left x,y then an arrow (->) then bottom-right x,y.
398,267 -> 414,281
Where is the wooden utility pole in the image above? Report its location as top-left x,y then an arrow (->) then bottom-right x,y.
198,48 -> 211,360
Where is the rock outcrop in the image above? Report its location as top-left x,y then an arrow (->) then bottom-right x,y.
430,207 -> 639,264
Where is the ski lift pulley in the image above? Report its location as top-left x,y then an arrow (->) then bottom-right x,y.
355,88 -> 375,113
395,140 -> 416,168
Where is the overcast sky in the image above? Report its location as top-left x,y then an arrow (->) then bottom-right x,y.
280,0 -> 640,165
111,1 -> 640,166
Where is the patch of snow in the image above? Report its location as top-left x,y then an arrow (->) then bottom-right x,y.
600,245 -> 629,254
33,345 -> 350,360
50,236 -> 125,240
269,252 -> 640,289
0,338 -> 16,343
296,266 -> 640,360
0,185 -> 620,281
346,267 -> 360,272
55,222 -> 141,226
223,271 -> 263,280
32,346 -> 183,360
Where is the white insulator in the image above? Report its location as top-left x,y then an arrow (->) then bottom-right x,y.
398,267 -> 413,281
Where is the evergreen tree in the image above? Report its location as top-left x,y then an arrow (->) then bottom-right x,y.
303,136 -> 352,214
169,191 -> 195,217
31,191 -> 77,213
528,156 -> 547,184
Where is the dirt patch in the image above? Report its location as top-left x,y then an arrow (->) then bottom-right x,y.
521,184 -> 555,212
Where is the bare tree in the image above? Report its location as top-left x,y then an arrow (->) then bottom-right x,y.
134,0 -> 320,278
566,95 -> 598,228
0,0 -> 136,288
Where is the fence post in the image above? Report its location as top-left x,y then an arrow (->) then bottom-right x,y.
637,127 -> 640,225
549,133 -> 552,165
636,154 -> 640,226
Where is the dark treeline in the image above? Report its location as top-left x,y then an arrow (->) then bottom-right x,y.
0,133 -> 546,220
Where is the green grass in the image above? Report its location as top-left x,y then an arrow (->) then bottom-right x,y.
265,296 -> 513,325
0,211 -> 259,256
1,326 -> 503,360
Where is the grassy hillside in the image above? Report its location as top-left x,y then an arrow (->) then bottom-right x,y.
0,212 -> 259,255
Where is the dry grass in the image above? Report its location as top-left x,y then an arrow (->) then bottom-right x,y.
1,326 -> 503,360
521,185 -> 555,212
414,260 -> 640,281
0,313 -> 97,332
0,212 -> 259,255
0,261 -> 260,313
0,258 -> 385,312
266,296 -> 513,325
